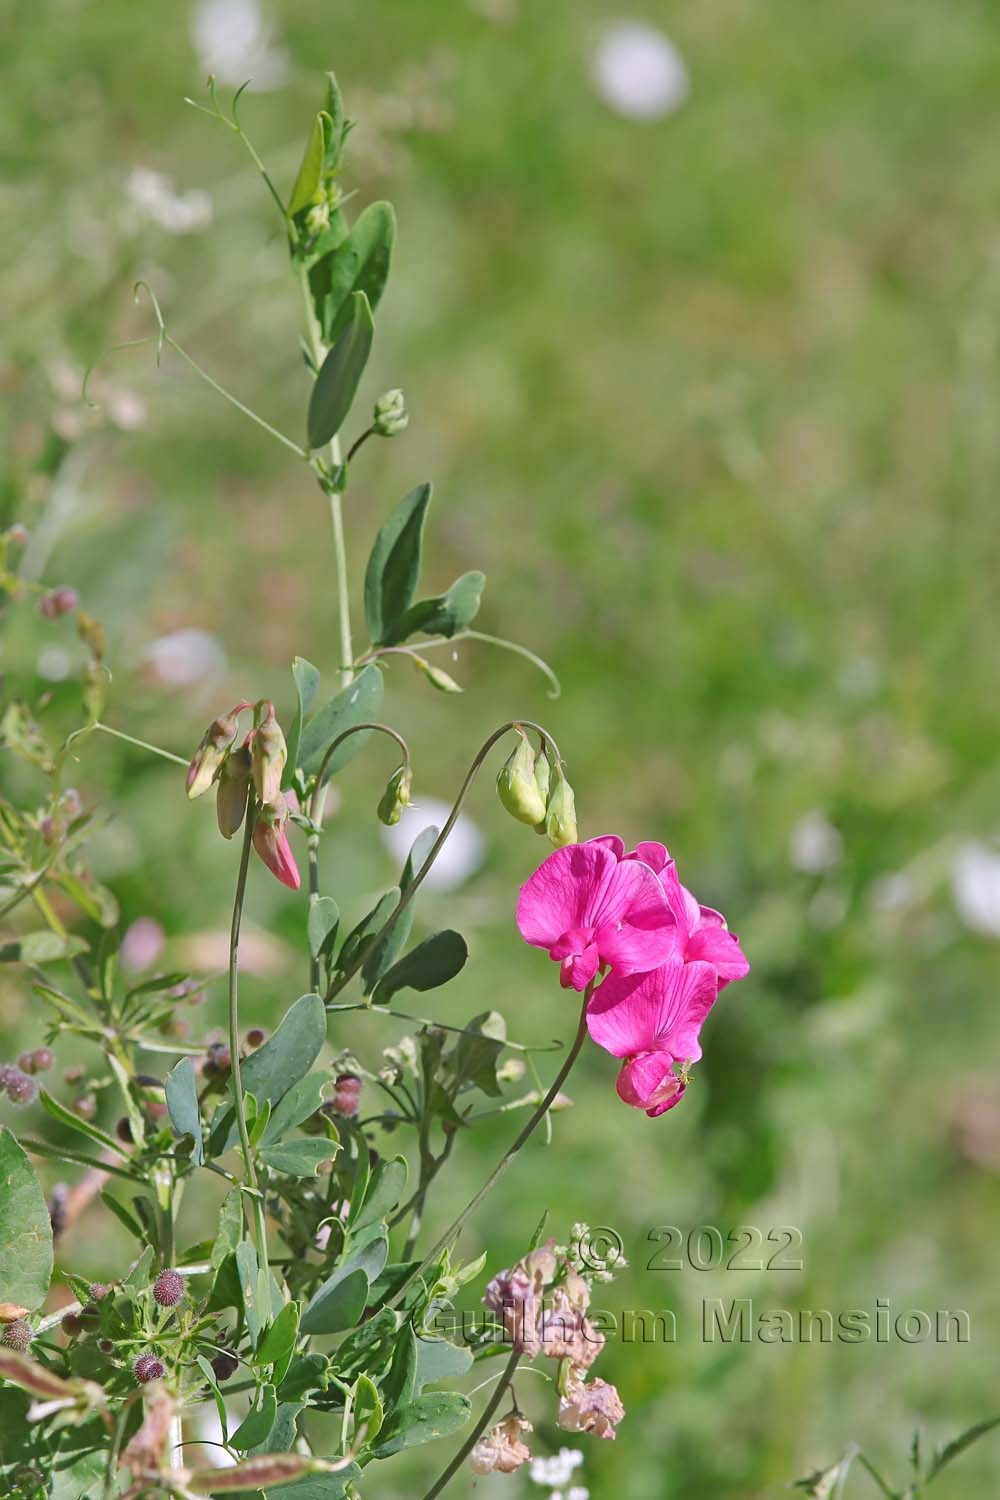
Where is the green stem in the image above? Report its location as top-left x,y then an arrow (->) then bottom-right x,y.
388,983 -> 591,1311
90,722 -> 190,766
228,803 -> 271,1318
325,720 -> 561,1003
419,1349 -> 521,1500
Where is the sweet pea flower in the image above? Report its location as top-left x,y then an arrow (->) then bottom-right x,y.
592,836 -> 749,988
516,841 -> 676,991
586,959 -> 718,1116
252,795 -> 300,890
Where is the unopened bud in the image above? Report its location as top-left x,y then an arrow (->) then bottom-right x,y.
252,796 -> 301,891
216,746 -> 252,839
533,750 -> 551,815
497,732 -> 546,827
373,388 -> 408,437
543,762 -> 578,847
82,660 -> 109,722
413,654 -> 463,693
186,714 -> 240,799
37,586 -> 78,620
251,706 -> 287,805
377,764 -> 412,826
77,610 -> 106,661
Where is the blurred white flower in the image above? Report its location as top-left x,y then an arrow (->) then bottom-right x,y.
789,811 -> 843,874
106,388 -> 148,431
190,0 -> 290,89
122,917 -> 166,972
37,646 -> 74,682
380,795 -> 485,891
952,840 -> 1000,937
142,628 -> 227,691
126,168 -> 213,235
591,21 -> 689,121
870,871 -> 915,913
530,1449 -> 585,1488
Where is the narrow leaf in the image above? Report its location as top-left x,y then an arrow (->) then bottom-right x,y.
310,201 -> 396,345
306,291 -> 374,449
364,482 -> 432,646
380,570 -> 485,647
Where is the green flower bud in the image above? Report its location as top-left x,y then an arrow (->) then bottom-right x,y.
373,388 -> 408,437
497,732 -> 546,827
533,748 -> 551,824
216,746 -> 252,839
413,654 -> 463,693
377,763 -> 412,826
544,762 -> 578,847
186,714 -> 240,800
251,708 -> 287,806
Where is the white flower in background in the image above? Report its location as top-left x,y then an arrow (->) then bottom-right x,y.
380,795 -> 485,892
529,1448 -> 585,1489
126,168 -> 213,236
37,646 -> 74,682
952,840 -> 1000,937
190,0 -> 289,89
789,811 -> 843,874
141,628 -> 228,691
591,21 -> 689,121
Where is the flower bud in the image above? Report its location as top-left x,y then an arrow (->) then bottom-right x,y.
544,762 -> 578,847
252,796 -> 301,891
81,660 -> 109,722
186,714 -> 240,800
251,707 -> 287,805
133,1352 -> 165,1384
216,746 -> 252,839
377,764 -> 412,826
413,654 -> 463,693
373,388 -> 408,437
497,733 -> 547,827
1,1320 -> 32,1351
533,750 -> 551,816
152,1269 -> 184,1308
331,1072 -> 362,1118
37,586 -> 78,620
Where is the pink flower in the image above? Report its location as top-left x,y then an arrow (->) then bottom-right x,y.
558,1373 -> 625,1440
252,796 -> 301,890
593,836 -> 749,989
586,959 -> 718,1116
516,841 -> 676,991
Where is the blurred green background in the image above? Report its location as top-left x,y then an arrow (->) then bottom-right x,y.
4,0 -> 1000,1495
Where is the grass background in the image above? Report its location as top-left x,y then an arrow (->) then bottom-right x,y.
3,0 -> 1000,1494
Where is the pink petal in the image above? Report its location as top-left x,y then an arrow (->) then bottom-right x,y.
588,834 -> 625,860
626,840 -> 670,873
687,924 -> 750,987
588,858 -> 672,937
616,1051 -> 686,1114
587,960 -> 717,1058
596,916 -> 680,976
516,843 -> 617,949
560,944 -> 601,991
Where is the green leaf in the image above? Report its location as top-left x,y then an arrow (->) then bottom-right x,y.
370,1391 -> 472,1459
277,1352 -> 330,1404
259,1138 -> 337,1176
237,1239 -> 261,1347
364,482 -> 432,646
380,570 -> 485,647
306,290 -> 374,449
350,1156 -> 407,1232
261,1072 -> 329,1145
0,1128 -> 53,1311
322,71 -> 346,173
213,1189 -> 244,1269
230,1383 -> 277,1451
196,1354 -> 230,1443
38,1088 -> 128,1159
351,1372 -> 384,1449
0,931 -> 89,964
300,1230 -> 388,1335
339,889 -> 399,975
381,1325 -> 418,1409
311,201 -> 396,346
99,1191 -> 145,1243
255,1301 -> 300,1379
414,1335 -> 474,1392
308,896 -> 340,963
269,1467 -> 361,1500
372,931 -> 469,1005
927,1416 -> 1000,1481
285,657 -> 321,787
298,663 -> 384,779
288,113 -> 326,217
165,1056 -> 203,1165
451,1010 -> 506,1098
250,1399 -> 301,1458
210,994 -> 326,1155
53,870 -> 119,927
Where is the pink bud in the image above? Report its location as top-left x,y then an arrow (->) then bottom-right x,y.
186,714 -> 240,800
216,745 -> 252,839
252,796 -> 301,890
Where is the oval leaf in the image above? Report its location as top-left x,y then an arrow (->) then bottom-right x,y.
0,1130 -> 53,1312
372,931 -> 469,1005
380,570 -> 485,647
298,663 -> 384,779
310,201 -> 396,345
165,1056 -> 204,1165
306,291 -> 374,449
364,482 -> 432,646
371,1391 -> 472,1459
259,1138 -> 337,1176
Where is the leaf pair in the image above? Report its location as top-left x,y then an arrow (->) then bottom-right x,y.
364,483 -> 485,647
